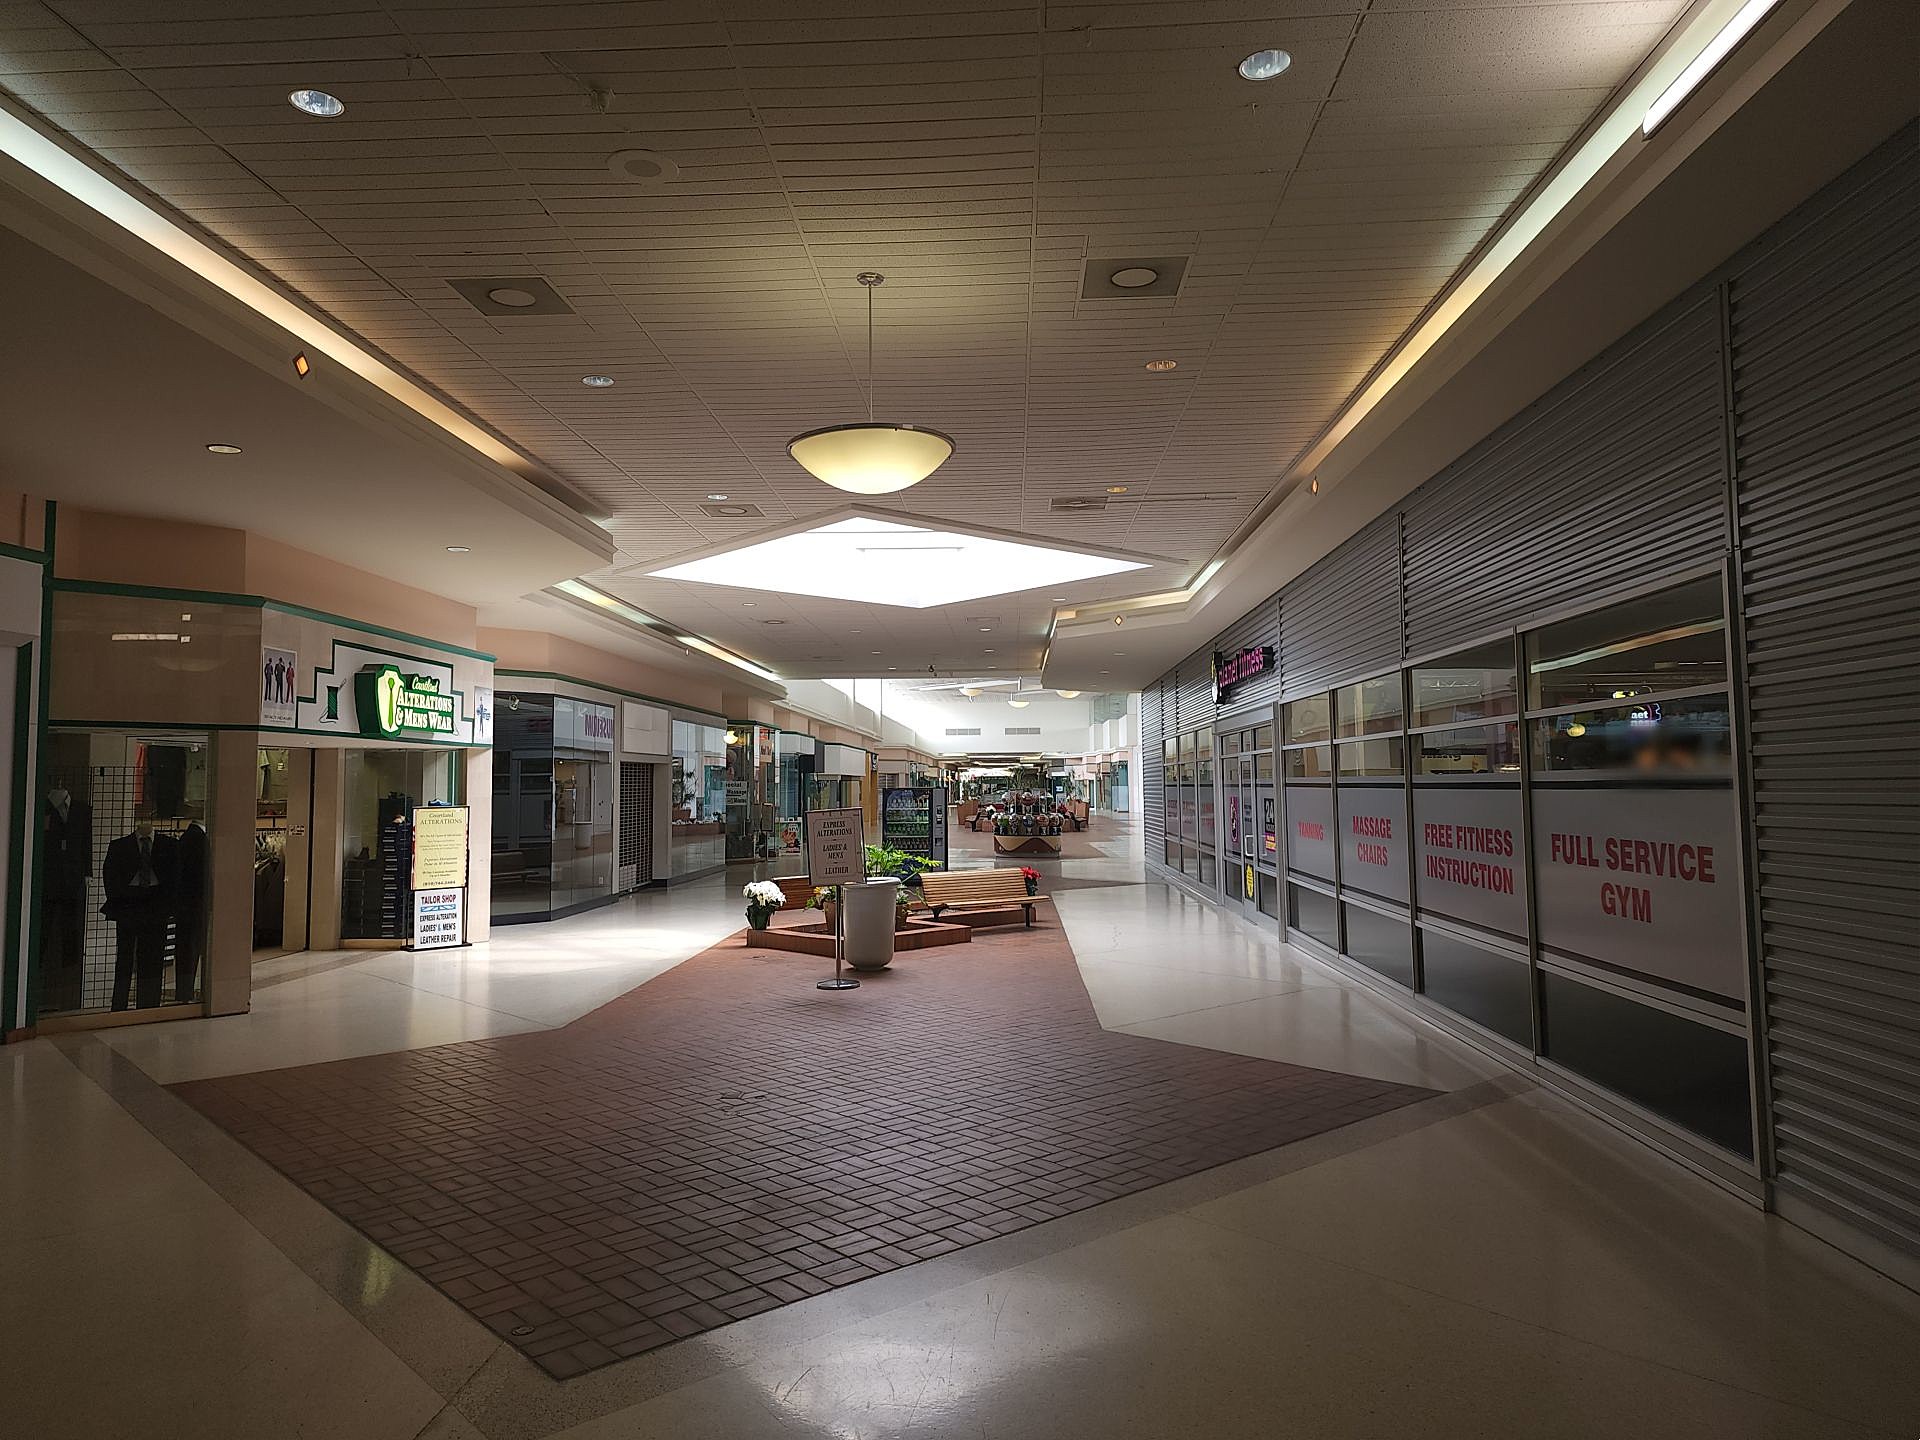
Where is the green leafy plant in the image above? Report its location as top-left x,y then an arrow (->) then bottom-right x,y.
865,843 -> 937,884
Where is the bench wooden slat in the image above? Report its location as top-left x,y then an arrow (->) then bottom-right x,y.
920,870 -> 1048,927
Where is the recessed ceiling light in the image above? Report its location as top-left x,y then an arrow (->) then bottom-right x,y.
1144,359 -> 1178,372
288,88 -> 345,117
649,514 -> 1148,609
706,493 -> 729,501
1008,699 -> 1030,709
487,286 -> 540,308
1057,690 -> 1081,699
582,374 -> 615,387
762,618 -> 786,625
983,649 -> 995,654
1237,49 -> 1292,82
742,602 -> 756,607
1114,616 -> 1125,626
292,351 -> 312,377
1051,596 -> 1067,603
978,626 -> 992,632
445,545 -> 470,554
1106,486 -> 1129,495
1109,266 -> 1158,288
205,443 -> 242,454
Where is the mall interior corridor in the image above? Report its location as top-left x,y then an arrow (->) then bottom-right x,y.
5,819 -> 1918,1439
1,2 -> 1916,1435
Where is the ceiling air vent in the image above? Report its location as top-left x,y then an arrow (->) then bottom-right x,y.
446,276 -> 574,316
1081,256 -> 1189,300
944,727 -> 983,737
701,502 -> 765,518
1006,726 -> 1042,736
1050,496 -> 1109,513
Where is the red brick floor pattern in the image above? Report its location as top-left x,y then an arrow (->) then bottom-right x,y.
174,920 -> 1435,1379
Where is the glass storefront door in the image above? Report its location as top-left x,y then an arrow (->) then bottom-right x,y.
1220,752 -> 1258,916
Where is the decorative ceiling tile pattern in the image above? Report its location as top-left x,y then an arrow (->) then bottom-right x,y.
0,0 -> 1684,675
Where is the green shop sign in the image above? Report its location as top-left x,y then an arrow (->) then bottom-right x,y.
354,665 -> 456,739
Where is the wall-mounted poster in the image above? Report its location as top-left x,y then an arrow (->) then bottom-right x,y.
1262,797 -> 1277,857
1283,785 -> 1335,882
1413,785 -> 1524,937
1227,793 -> 1241,851
260,647 -> 297,728
1337,786 -> 1409,904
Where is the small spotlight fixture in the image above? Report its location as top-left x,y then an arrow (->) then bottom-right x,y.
1113,615 -> 1125,626
1144,359 -> 1177,372
288,88 -> 345,117
291,351 -> 312,378
706,493 -> 729,501
1310,477 -> 1320,495
581,374 -> 615,387
1106,486 -> 1129,494
205,442 -> 242,455
446,545 -> 470,554
1237,49 -> 1292,82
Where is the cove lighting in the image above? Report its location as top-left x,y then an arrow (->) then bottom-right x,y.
649,513 -> 1150,610
1643,0 -> 1780,135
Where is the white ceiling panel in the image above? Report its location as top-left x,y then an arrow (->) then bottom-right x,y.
0,0 -> 1688,675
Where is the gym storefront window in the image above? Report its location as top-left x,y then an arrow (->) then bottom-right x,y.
1526,576 -> 1751,1157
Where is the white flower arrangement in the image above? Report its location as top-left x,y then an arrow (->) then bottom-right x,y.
742,881 -> 786,907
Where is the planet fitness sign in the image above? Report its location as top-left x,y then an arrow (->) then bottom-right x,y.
1212,645 -> 1274,703
354,665 -> 456,740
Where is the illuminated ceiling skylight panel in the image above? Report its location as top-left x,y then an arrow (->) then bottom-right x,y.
649,516 -> 1149,610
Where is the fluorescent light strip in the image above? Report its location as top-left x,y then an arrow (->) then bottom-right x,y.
0,103 -> 536,483
1289,0 -> 1777,484
1643,0 -> 1782,135
553,579 -> 779,683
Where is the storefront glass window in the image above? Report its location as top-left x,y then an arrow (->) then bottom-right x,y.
37,729 -> 211,1018
343,747 -> 462,940
1412,640 -> 1518,728
1283,693 -> 1331,745
1530,693 -> 1733,776
492,693 -> 553,920
1527,576 -> 1727,711
1413,722 -> 1522,777
1335,673 -> 1404,737
671,719 -> 728,876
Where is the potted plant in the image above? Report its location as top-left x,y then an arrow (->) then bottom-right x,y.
807,886 -> 836,932
742,880 -> 785,930
1020,865 -> 1039,896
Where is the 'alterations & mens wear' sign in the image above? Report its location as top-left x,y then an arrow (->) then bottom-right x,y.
356,665 -> 456,739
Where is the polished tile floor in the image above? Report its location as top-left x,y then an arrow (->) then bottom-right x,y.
4,818 -> 1918,1439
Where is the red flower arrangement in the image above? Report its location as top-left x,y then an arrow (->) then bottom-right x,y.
1019,865 -> 1040,895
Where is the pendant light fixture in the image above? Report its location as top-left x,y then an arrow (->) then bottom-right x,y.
788,272 -> 955,494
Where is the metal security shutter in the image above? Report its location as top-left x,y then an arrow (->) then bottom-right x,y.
1733,133 -> 1920,1260
619,761 -> 653,888
1209,597 -> 1282,711
1402,294 -> 1726,657
1279,511 -> 1400,693
1142,678 -> 1166,857
1174,659 -> 1212,731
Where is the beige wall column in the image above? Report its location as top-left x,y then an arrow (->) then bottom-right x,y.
203,732 -> 256,1016
464,745 -> 491,943
308,748 -> 345,951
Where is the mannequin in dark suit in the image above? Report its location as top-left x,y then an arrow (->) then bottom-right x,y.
41,788 -> 91,1012
102,822 -> 174,1010
171,822 -> 209,1003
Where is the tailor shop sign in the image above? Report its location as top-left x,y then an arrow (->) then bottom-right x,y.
355,665 -> 456,740
1212,645 -> 1274,703
1532,786 -> 1743,1000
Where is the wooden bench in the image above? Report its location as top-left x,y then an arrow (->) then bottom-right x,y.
920,868 -> 1052,928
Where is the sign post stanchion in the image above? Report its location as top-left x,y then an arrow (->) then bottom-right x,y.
807,807 -> 864,992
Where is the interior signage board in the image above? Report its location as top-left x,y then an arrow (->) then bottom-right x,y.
355,664 -> 456,740
1283,784 -> 1335,882
1413,785 -> 1525,937
411,805 -> 469,890
1532,785 -> 1744,999
1337,785 -> 1409,904
1212,645 -> 1274,703
807,807 -> 865,886
412,887 -> 464,950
